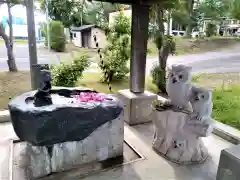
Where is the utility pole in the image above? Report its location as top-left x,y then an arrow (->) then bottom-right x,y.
45,0 -> 51,51
25,0 -> 38,90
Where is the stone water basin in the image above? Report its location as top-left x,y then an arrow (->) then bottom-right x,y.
8,87 -> 124,146
9,87 -> 125,179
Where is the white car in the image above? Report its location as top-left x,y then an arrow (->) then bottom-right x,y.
171,30 -> 185,37
235,28 -> 240,37
192,31 -> 200,38
192,31 -> 205,38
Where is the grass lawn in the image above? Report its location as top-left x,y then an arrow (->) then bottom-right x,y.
1,70 -> 240,131
0,39 -> 28,45
193,73 -> 240,130
79,72 -> 158,93
148,36 -> 240,56
0,71 -> 158,110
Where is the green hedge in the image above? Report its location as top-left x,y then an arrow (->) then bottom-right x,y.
45,21 -> 66,52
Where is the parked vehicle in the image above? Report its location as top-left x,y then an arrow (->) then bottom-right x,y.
171,30 -> 185,36
192,31 -> 200,38
191,31 -> 206,38
235,28 -> 240,37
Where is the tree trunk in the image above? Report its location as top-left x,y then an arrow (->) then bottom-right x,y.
5,2 -> 18,72
7,3 -> 13,47
156,6 -> 165,67
167,11 -> 171,35
185,0 -> 194,38
157,5 -> 164,34
155,6 -> 170,94
159,45 -> 170,70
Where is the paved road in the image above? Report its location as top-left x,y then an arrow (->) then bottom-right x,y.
146,46 -> 240,75
1,44 -> 240,74
0,44 -> 59,70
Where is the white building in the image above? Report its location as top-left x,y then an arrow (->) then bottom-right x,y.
71,25 -> 107,49
0,4 -> 46,40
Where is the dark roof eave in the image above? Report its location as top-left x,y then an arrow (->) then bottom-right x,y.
71,24 -> 101,32
93,0 -> 161,5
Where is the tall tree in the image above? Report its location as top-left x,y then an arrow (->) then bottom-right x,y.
40,0 -> 78,27
231,0 -> 240,20
0,0 -> 22,72
40,0 -> 127,27
150,0 -> 178,93
185,0 -> 195,37
198,0 -> 230,20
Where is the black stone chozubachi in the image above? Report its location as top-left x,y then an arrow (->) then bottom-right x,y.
9,87 -> 123,146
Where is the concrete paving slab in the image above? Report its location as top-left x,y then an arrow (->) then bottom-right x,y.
0,122 -> 18,141
0,140 -> 12,180
80,123 -> 234,180
0,122 -> 234,180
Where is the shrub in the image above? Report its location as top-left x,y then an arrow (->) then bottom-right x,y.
99,34 -> 131,82
51,55 -> 90,87
205,23 -> 216,37
44,21 -> 66,52
150,65 -> 166,93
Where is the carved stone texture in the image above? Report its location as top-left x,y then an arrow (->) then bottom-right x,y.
51,113 -> 124,173
216,145 -> 240,180
13,142 -> 51,180
118,89 -> 157,125
8,87 -> 123,146
152,108 -> 212,165
12,114 -> 124,179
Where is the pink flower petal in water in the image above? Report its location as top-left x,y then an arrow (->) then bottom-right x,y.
72,92 -> 107,102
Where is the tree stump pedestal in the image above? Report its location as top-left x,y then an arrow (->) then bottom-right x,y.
152,105 -> 213,165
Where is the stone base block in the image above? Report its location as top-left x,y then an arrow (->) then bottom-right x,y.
51,114 -> 124,173
152,108 -> 210,165
216,145 -> 240,180
13,142 -> 51,179
13,113 -> 124,179
118,89 -> 157,125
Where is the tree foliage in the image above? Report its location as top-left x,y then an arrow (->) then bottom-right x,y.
39,0 -> 128,27
97,12 -> 131,83
40,0 -> 78,27
231,0 -> 240,20
45,20 -> 66,52
198,0 -> 230,20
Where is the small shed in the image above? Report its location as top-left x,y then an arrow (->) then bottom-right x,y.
71,25 -> 107,49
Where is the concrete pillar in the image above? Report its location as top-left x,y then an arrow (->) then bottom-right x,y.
129,3 -> 149,93
118,4 -> 157,126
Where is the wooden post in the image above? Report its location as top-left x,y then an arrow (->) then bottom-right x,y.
25,0 -> 38,90
130,3 -> 149,93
